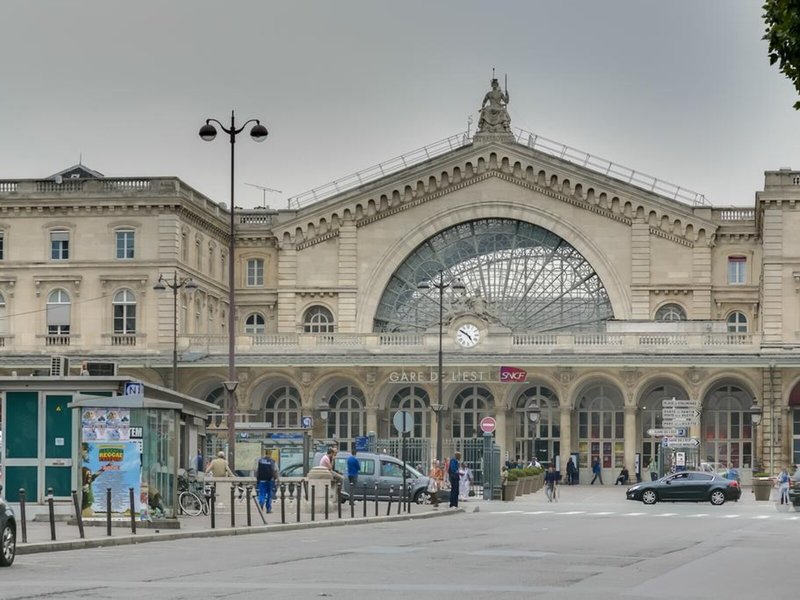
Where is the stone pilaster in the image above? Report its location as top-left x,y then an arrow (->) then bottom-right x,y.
337,219 -> 358,332
276,241 -> 297,333
762,366 -> 783,472
762,207 -> 784,343
691,243 -> 712,319
560,405 -> 573,470
624,405 -> 637,472
630,221 -> 650,319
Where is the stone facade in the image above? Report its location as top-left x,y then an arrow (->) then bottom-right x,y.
1,140 -> 800,481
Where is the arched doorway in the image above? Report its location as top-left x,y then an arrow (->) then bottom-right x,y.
576,381 -> 625,479
514,384 -> 560,464
702,383 -> 754,470
639,382 -> 690,477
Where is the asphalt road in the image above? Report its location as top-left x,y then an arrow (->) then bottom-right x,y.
2,487 -> 797,600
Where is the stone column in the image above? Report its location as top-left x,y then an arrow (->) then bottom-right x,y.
624,405 -> 637,472
692,242 -> 712,319
560,405 -> 573,470
630,221 -> 651,319
762,206 -> 784,344
495,410 -> 508,461
276,240 -> 297,334
366,405 -> 378,438
337,218 -> 358,332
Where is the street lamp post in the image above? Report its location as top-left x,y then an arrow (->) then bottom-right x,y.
529,408 -> 541,465
199,111 -> 268,468
153,271 -> 198,389
750,399 -> 762,472
418,270 -> 465,462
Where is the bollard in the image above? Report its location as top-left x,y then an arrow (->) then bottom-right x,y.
311,485 -> 316,521
387,486 -> 393,516
398,485 -> 402,515
47,488 -> 56,541
296,483 -> 301,523
210,483 -> 216,529
374,483 -> 379,517
280,483 -> 286,524
336,481 -> 343,519
230,483 -> 236,528
105,488 -> 112,537
246,486 -> 252,527
129,487 -> 136,535
71,490 -> 85,539
362,483 -> 367,518
324,484 -> 329,520
303,480 -> 308,501
18,489 -> 27,544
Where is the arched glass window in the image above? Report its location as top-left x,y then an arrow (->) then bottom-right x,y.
326,386 -> 365,446
702,384 -> 752,469
451,386 -> 492,439
263,386 -> 301,428
46,289 -> 71,335
112,289 -> 136,334
576,382 -> 624,471
389,386 -> 430,438
655,303 -> 687,322
640,382 -> 689,475
0,292 -> 6,335
245,313 -> 266,335
205,386 -> 226,428
303,306 -> 335,333
514,385 -> 559,464
373,218 -> 614,333
727,311 -> 748,333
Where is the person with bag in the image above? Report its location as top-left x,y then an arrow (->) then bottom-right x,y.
427,461 -> 442,508
777,466 -> 790,505
448,452 -> 462,508
254,449 -> 278,513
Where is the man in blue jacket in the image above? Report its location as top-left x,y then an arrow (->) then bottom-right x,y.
448,451 -> 462,508
346,447 -> 361,504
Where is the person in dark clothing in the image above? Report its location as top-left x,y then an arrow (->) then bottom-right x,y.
615,467 -> 630,486
346,447 -> 361,505
590,458 -> 603,485
544,465 -> 560,502
566,457 -> 578,485
448,452 -> 461,508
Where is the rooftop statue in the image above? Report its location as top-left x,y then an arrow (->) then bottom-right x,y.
478,77 -> 511,133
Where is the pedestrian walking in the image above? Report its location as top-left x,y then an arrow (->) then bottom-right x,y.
647,457 -> 658,481
448,452 -> 461,508
458,461 -> 473,501
427,461 -> 442,508
254,449 -> 278,513
194,449 -> 204,474
777,466 -> 790,505
590,458 -> 603,485
566,457 -> 577,485
346,446 -> 360,504
544,465 -> 559,502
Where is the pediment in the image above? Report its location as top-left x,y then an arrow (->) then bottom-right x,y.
277,139 -> 717,250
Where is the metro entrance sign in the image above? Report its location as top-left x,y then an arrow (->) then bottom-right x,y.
480,416 -> 497,434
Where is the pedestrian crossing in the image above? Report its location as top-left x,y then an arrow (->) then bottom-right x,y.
488,509 -> 800,521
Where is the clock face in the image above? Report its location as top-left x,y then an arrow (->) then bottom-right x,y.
455,323 -> 481,348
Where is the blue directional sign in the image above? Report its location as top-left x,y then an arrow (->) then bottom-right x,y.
355,436 -> 369,452
301,416 -> 313,429
123,381 -> 143,396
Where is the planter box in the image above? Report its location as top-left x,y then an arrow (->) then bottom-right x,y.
752,478 -> 773,501
502,481 -> 519,501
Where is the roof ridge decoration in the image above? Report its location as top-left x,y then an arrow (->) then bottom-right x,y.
474,75 -> 515,144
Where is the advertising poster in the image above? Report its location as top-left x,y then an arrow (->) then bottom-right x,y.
82,441 -> 141,514
81,408 -> 131,442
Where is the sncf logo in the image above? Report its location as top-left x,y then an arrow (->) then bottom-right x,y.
499,366 -> 528,382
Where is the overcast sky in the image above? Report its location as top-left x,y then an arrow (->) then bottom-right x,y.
1,1 -> 797,209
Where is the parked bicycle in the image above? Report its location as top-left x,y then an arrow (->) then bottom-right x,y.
178,471 -> 212,516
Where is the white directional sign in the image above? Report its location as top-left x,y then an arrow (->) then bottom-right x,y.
648,427 -> 688,437
663,417 -> 696,426
662,398 -> 700,408
663,437 -> 700,448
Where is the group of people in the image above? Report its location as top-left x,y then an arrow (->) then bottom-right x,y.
427,452 -> 474,509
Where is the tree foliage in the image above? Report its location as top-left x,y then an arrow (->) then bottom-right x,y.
763,0 -> 800,109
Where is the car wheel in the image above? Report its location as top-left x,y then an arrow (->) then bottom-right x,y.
641,490 -> 657,505
414,490 -> 431,505
0,523 -> 15,567
709,490 -> 726,506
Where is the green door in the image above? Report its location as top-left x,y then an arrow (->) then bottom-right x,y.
3,392 -> 39,501
45,395 -> 73,497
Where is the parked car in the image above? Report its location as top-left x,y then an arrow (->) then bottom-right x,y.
0,485 -> 16,567
787,466 -> 800,511
313,451 -> 439,503
279,463 -> 305,478
626,471 -> 741,505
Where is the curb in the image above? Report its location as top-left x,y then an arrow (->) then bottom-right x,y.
16,508 -> 463,555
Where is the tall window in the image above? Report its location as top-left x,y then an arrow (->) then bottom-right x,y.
50,230 -> 70,260
728,256 -> 746,285
181,231 -> 188,262
195,238 -> 202,271
326,385 -> 365,445
208,244 -> 216,278
303,306 -> 335,333
112,289 -> 136,334
514,385 -> 560,463
452,386 -> 492,439
246,259 -> 264,286
115,230 -> 135,259
577,382 -> 624,470
0,292 -> 6,335
389,387 -> 430,438
46,289 -> 71,334
727,311 -> 748,333
205,386 -> 226,428
263,386 -> 301,428
702,384 -> 752,469
655,303 -> 687,321
244,313 -> 266,335
0,231 -> 4,260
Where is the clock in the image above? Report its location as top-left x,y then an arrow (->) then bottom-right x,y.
455,323 -> 481,348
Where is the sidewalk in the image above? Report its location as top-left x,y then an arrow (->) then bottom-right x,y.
14,497 -> 459,555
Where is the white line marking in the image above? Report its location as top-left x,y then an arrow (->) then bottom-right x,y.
655,513 -> 677,517
589,511 -> 614,516
490,510 -> 525,514
751,515 -> 770,520
523,510 -> 554,515
721,514 -> 740,518
788,516 -> 800,520
687,514 -> 709,518
559,511 -> 586,515
623,512 -> 645,516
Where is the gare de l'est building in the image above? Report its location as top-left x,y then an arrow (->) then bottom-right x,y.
1,82 -> 799,482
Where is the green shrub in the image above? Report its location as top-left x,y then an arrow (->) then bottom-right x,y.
523,467 -> 536,477
506,471 -> 518,482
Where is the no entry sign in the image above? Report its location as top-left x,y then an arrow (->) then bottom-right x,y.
480,416 -> 497,433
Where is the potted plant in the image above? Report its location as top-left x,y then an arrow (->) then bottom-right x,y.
502,470 -> 519,501
752,472 -> 772,501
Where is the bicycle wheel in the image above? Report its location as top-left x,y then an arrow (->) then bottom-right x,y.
179,491 -> 203,516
